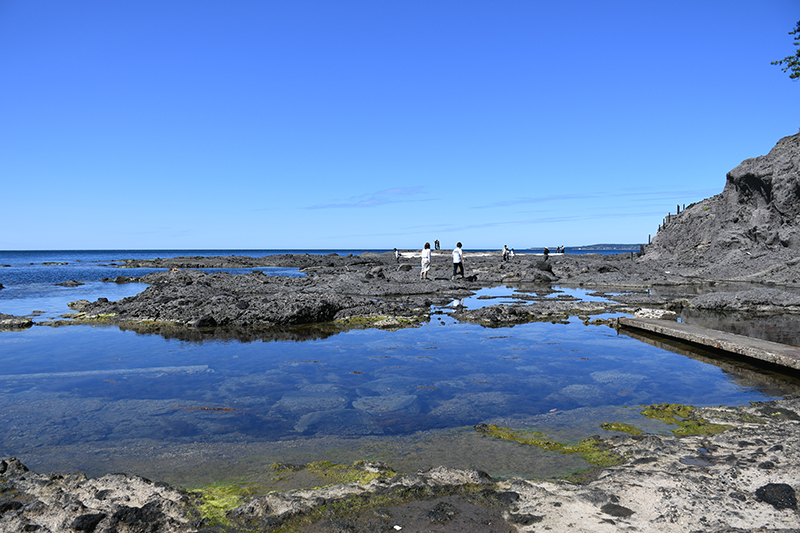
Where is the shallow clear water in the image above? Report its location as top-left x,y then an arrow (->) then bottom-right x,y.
1,251 -> 799,485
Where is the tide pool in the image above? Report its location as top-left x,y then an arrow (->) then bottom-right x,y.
1,252 -> 799,486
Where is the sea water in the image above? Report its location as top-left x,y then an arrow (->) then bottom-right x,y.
1,250 -> 798,486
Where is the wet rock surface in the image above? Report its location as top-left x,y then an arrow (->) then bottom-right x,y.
35,246 -> 800,338
4,398 -> 800,532
0,313 -> 32,330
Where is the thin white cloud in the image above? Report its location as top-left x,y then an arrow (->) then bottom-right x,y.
473,188 -> 719,209
307,186 -> 429,209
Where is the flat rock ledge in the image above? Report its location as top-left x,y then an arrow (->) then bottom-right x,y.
0,313 -> 32,330
3,398 -> 800,532
37,251 -> 800,341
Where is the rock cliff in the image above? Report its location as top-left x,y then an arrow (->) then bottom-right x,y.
645,133 -> 800,271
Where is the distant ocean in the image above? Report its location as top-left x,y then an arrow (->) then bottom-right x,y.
0,248 -> 632,287
0,247 -> 640,287
0,246 -> 633,265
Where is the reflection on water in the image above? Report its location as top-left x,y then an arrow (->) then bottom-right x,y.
2,309 -> 799,483
679,309 -> 800,348
3,264 -> 800,484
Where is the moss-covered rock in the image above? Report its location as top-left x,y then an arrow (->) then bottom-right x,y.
474,423 -> 621,466
600,422 -> 643,435
640,403 -> 732,435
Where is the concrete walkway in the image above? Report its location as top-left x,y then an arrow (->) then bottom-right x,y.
618,317 -> 800,372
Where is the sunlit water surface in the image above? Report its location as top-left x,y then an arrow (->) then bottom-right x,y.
1,251 -> 799,486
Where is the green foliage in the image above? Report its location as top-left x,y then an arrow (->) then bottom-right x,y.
771,20 -> 800,80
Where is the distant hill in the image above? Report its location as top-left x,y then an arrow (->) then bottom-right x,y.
524,244 -> 642,251
568,244 -> 643,251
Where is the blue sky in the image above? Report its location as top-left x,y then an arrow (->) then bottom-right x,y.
1,1 -> 798,251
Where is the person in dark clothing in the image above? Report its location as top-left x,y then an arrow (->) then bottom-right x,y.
452,242 -> 464,279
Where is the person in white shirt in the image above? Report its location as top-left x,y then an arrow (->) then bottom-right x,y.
452,242 -> 464,279
420,242 -> 432,280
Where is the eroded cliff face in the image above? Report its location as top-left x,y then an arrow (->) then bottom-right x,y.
646,133 -> 800,264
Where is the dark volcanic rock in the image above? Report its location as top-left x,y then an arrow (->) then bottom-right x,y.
686,287 -> 800,312
755,483 -> 797,510
68,299 -> 92,312
426,501 -> 460,523
57,279 -> 84,287
0,457 -> 197,532
70,512 -> 106,531
644,133 -> 800,283
756,483 -> 797,509
0,313 -> 33,330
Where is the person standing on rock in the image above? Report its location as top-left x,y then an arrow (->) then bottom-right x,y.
452,242 -> 465,280
420,242 -> 432,280
394,248 -> 400,262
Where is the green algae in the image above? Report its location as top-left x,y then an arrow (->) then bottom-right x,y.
305,460 -> 396,486
640,403 -> 694,423
600,422 -> 643,435
474,424 -> 621,467
265,460 -> 397,491
640,403 -> 732,435
194,481 -> 258,527
272,481 -> 488,532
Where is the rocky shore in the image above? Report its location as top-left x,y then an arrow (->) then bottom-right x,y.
3,397 -> 800,532
35,245 -> 799,345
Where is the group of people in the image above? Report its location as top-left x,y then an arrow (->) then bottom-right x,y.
409,242 -> 566,279
418,241 -> 465,280
541,245 -> 565,262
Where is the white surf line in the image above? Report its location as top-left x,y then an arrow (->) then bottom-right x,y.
0,365 -> 211,380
